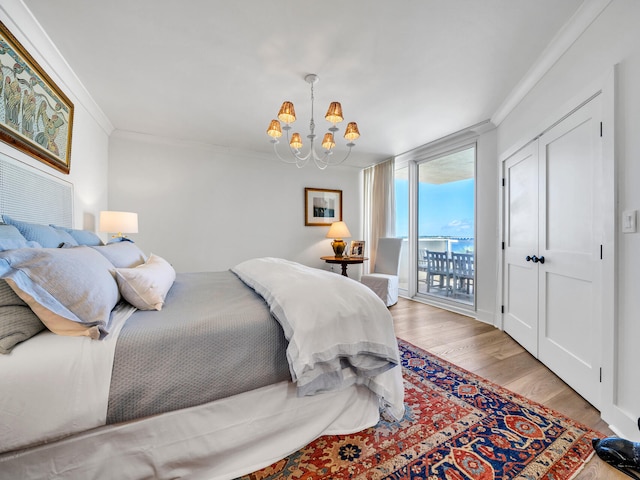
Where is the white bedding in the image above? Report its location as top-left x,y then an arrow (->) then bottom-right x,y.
0,302 -> 136,453
1,258 -> 405,478
0,378 -> 380,480
232,257 -> 405,420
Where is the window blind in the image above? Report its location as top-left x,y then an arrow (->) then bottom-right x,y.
0,154 -> 73,228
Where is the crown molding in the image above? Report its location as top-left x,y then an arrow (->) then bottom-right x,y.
491,0 -> 613,126
0,1 -> 114,136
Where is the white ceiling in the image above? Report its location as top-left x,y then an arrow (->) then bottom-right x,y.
22,0 -> 585,168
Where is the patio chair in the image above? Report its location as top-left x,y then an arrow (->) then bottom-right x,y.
451,252 -> 474,297
425,250 -> 451,295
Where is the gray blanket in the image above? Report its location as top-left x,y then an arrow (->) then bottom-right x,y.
106,271 -> 290,424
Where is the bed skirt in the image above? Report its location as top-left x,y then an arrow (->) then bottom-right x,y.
0,380 -> 380,480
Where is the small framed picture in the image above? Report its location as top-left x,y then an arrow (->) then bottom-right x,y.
349,240 -> 365,258
305,187 -> 342,226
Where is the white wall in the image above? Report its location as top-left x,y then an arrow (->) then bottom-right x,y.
497,0 -> 640,440
108,131 -> 363,274
0,1 -> 111,229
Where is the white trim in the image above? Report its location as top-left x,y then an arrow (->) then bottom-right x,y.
395,120 -> 492,166
597,66 -> 639,441
498,72 -> 609,163
491,0 -> 613,127
400,135 -> 479,315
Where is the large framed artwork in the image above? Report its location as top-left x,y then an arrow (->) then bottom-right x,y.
0,21 -> 74,174
305,187 -> 342,226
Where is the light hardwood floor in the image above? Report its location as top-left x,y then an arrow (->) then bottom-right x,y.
390,297 -> 627,480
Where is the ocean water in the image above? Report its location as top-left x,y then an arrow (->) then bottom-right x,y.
451,238 -> 474,253
416,237 -> 475,254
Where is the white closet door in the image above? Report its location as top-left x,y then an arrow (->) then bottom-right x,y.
502,96 -> 603,409
503,142 -> 539,355
537,96 -> 602,408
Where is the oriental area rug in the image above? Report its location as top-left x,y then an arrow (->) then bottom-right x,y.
239,338 -> 603,480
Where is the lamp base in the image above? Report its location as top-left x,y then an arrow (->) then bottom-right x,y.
332,239 -> 346,257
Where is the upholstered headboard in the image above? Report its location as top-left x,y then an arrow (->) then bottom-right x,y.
0,153 -> 73,228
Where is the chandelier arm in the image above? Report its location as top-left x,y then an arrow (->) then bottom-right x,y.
313,146 -> 353,168
271,141 -> 310,167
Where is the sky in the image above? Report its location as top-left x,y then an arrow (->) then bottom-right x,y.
395,178 -> 475,239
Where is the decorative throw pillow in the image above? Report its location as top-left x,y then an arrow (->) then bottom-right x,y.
0,280 -> 45,354
2,215 -> 78,248
91,242 -> 147,268
115,254 -> 176,310
50,225 -> 104,246
0,246 -> 120,338
0,278 -> 26,307
0,305 -> 45,354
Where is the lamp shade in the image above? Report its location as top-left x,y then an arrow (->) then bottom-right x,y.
322,133 -> 335,150
277,101 -> 296,124
326,221 -> 351,239
325,102 -> 344,124
344,122 -> 360,141
99,211 -> 138,236
266,119 -> 282,138
290,132 -> 303,149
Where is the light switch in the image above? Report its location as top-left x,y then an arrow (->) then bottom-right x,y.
622,210 -> 637,233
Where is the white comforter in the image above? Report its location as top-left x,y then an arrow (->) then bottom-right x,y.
231,257 -> 405,420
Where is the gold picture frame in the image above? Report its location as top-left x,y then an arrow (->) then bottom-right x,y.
305,187 -> 342,226
0,21 -> 74,174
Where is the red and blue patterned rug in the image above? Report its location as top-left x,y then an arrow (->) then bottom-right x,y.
240,338 -> 602,479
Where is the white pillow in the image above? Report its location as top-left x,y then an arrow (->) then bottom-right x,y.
115,254 -> 176,311
0,246 -> 120,338
91,241 -> 147,268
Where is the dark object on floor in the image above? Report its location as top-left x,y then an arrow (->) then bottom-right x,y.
593,437 -> 640,479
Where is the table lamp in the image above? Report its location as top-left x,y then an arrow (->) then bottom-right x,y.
326,221 -> 351,257
99,211 -> 138,238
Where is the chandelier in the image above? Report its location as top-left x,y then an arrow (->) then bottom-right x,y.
266,74 -> 360,169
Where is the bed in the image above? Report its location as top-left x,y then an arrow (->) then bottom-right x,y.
0,216 -> 405,480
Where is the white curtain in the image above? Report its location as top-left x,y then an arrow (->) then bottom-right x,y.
363,158 -> 395,272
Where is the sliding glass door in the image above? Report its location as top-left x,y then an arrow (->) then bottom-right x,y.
396,144 -> 476,308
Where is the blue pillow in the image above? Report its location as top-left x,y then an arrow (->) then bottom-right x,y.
2,216 -> 77,248
0,225 -> 41,251
0,224 -> 26,242
50,225 -> 104,246
0,246 -> 120,338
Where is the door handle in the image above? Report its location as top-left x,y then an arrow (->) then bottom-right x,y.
525,255 -> 545,264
